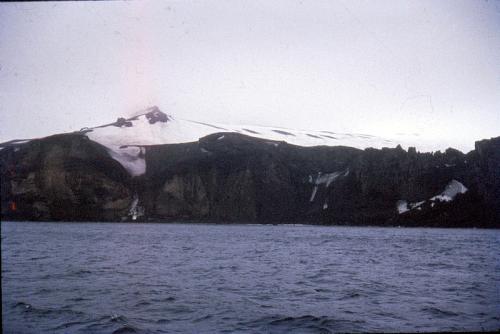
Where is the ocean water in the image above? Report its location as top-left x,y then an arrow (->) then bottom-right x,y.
2,222 -> 499,333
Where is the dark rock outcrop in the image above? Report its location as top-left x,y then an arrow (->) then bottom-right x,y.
1,132 -> 499,227
114,117 -> 133,128
1,134 -> 132,221
145,106 -> 169,124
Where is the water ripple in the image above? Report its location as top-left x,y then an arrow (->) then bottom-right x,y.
2,222 -> 499,333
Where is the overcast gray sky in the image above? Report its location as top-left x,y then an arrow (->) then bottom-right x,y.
1,0 -> 499,151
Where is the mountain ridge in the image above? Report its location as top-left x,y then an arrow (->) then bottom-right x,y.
1,121 -> 499,227
0,107 -> 479,177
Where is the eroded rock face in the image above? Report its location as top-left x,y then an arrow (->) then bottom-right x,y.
1,134 -> 133,221
141,133 -> 499,226
156,174 -> 210,218
1,132 -> 499,227
472,137 -> 500,213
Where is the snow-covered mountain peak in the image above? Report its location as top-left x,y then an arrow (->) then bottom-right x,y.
73,106 -> 448,176
122,106 -> 170,125
85,108 -> 405,150
144,107 -> 169,124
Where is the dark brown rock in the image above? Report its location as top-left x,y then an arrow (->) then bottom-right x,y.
1,132 -> 499,227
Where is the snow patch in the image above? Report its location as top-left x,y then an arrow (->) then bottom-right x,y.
129,195 -> 139,216
266,141 -> 279,147
12,140 -> 31,144
430,180 -> 468,202
313,169 -> 349,187
106,146 -> 146,176
309,169 -> 349,202
410,201 -> 425,209
128,194 -> 145,220
217,135 -> 225,141
310,186 -> 318,202
397,200 -> 409,214
397,180 -> 468,214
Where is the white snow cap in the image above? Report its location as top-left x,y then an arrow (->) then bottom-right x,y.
84,106 -> 447,176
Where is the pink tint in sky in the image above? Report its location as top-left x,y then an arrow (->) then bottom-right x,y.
0,0 -> 499,152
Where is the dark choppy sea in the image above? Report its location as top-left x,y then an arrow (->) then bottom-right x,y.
2,221 -> 499,333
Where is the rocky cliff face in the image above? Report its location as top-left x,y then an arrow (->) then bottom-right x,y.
1,133 -> 499,227
1,134 -> 132,221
